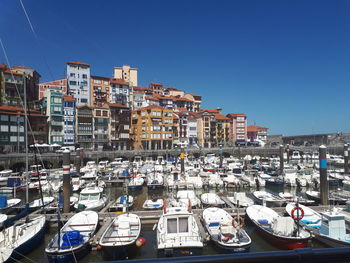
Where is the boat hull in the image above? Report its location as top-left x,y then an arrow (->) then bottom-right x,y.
314,234 -> 350,248
46,243 -> 90,263
101,243 -> 138,260
248,217 -> 309,250
214,240 -> 250,253
128,185 -> 143,191
157,247 -> 202,257
6,219 -> 46,263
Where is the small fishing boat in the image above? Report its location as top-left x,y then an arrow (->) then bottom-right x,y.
246,205 -> 311,249
45,211 -> 98,263
0,170 -> 12,187
157,206 -> 203,257
203,207 -> 251,252
0,215 -> 46,263
312,211 -> 350,247
128,177 -> 144,191
109,195 -> 134,212
201,193 -> 225,207
72,177 -> 85,192
29,196 -> 54,212
147,172 -> 164,190
252,191 -> 286,207
305,190 -> 347,205
285,203 -> 321,228
142,198 -> 164,210
278,192 -> 315,206
171,190 -> 201,208
74,185 -> 107,211
0,197 -> 21,214
99,213 -> 141,260
227,192 -> 254,208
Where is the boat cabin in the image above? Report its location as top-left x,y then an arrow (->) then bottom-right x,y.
79,187 -> 103,202
320,212 -> 346,240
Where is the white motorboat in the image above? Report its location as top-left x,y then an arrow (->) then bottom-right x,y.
142,199 -> 164,210
72,177 -> 86,192
128,177 -> 144,190
99,213 -> 141,260
29,196 -> 54,212
109,195 -> 134,212
0,170 -> 12,187
227,192 -> 254,208
201,193 -> 225,207
157,206 -> 203,257
0,215 -> 46,263
252,191 -> 285,207
45,211 -> 98,263
0,197 -> 21,214
171,190 -> 201,208
203,207 -> 251,252
74,185 -> 107,211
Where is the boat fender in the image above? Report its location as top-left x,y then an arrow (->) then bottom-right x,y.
291,206 -> 304,221
232,217 -> 245,228
136,237 -> 146,247
96,245 -> 103,251
221,236 -> 230,242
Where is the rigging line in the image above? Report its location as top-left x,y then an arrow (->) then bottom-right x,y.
19,0 -> 55,80
12,250 -> 37,263
0,38 -> 47,170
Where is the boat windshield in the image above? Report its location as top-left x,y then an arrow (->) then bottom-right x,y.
80,193 -> 100,201
167,217 -> 189,234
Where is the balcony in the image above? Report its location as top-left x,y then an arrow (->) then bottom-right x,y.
78,138 -> 92,142
94,130 -> 108,135
51,131 -> 63,136
94,122 -> 108,126
51,121 -> 63,126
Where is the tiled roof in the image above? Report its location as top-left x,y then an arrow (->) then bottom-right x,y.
200,108 -> 221,113
214,113 -> 230,121
110,78 -> 129,85
247,125 -> 268,132
91,75 -> 110,81
4,69 -> 23,76
0,105 -> 39,113
140,105 -> 166,111
67,61 -> 90,67
227,113 -> 246,118
145,96 -> 159,101
63,95 -> 75,101
13,65 -> 32,70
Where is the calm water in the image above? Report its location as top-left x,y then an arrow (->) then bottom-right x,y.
11,183 -> 330,262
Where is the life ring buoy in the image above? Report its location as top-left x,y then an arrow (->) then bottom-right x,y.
291,206 -> 304,221
232,217 -> 245,228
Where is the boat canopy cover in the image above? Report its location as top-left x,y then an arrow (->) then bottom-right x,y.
7,177 -> 21,187
0,196 -> 7,208
62,230 -> 84,249
120,195 -> 127,204
272,217 -> 294,236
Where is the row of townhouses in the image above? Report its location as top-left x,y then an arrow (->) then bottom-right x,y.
0,62 -> 268,152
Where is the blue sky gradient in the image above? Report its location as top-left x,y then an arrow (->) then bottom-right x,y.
1,0 -> 349,135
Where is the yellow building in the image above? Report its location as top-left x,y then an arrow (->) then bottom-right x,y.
131,105 -> 174,150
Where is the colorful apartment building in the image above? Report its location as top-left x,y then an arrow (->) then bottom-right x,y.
44,90 -> 64,145
113,65 -> 138,86
76,105 -> 93,149
247,125 -> 269,142
63,95 -> 76,147
227,113 -> 247,145
39,79 -> 67,100
67,61 -> 90,106
90,76 -> 110,107
109,78 -> 132,107
92,106 -> 110,150
131,105 -> 174,150
109,103 -> 132,150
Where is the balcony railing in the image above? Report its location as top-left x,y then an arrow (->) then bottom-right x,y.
51,121 -> 63,126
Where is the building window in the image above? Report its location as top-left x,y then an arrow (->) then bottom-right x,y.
0,125 -> 9,132
0,115 -> 8,121
70,73 -> 75,77
81,98 -> 88,103
96,110 -> 101,116
69,81 -> 77,86
94,79 -> 102,84
102,111 -> 108,117
82,74 -> 87,79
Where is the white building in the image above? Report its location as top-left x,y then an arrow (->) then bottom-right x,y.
187,115 -> 198,146
66,61 -> 90,106
110,78 -> 132,107
63,95 -> 76,147
113,65 -> 138,86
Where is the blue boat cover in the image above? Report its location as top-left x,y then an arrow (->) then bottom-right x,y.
62,230 -> 84,249
7,177 -> 21,187
120,195 -> 127,204
122,170 -> 130,177
0,196 -> 7,208
58,195 -> 64,208
209,222 -> 220,227
258,219 -> 269,225
167,157 -> 174,162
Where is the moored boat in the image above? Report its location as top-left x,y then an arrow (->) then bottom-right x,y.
203,207 -> 251,252
201,193 -> 225,207
246,205 -> 311,249
99,213 -> 141,260
0,215 -> 46,263
45,211 -> 98,263
252,191 -> 285,207
142,198 -> 163,210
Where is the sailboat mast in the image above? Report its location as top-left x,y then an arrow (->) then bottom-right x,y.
24,75 -> 29,203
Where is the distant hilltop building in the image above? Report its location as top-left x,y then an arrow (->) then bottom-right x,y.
113,65 -> 138,86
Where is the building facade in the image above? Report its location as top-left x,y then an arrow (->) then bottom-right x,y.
131,105 -> 174,150
63,95 -> 76,147
76,105 -> 93,149
109,78 -> 131,107
66,61 -> 90,106
109,104 -> 132,150
113,65 -> 138,86
247,125 -> 269,142
90,76 -> 110,107
44,90 -> 64,145
227,113 -> 247,145
92,107 -> 110,150
39,79 -> 67,100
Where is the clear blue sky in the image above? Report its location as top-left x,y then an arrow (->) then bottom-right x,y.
1,0 -> 350,136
